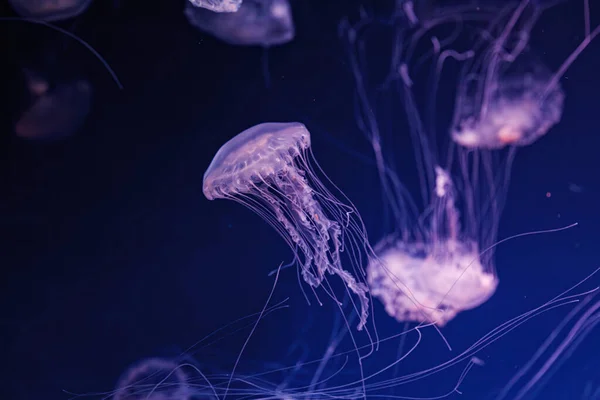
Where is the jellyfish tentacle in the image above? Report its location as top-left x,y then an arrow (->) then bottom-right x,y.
273,167 -> 370,329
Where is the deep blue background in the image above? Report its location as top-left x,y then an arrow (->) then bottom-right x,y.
1,0 -> 599,399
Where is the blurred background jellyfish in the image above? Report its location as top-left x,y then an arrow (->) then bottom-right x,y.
450,54 -> 565,150
188,0 -> 243,13
449,2 -> 567,150
342,0 -> 599,327
203,122 -> 373,330
184,0 -> 294,47
7,0 -> 93,21
15,71 -> 92,141
112,357 -> 192,400
184,0 -> 294,86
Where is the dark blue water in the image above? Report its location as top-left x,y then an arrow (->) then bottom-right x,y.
1,1 -> 599,399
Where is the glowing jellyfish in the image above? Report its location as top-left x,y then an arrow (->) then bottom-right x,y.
203,122 -> 372,330
450,62 -> 565,149
184,0 -> 294,46
7,0 -> 92,21
341,0 -> 600,326
15,75 -> 92,141
113,357 -> 191,400
363,162 -> 499,326
449,0 -> 597,151
188,0 -> 243,13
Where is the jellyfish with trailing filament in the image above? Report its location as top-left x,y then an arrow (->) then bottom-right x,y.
15,72 -> 92,141
184,0 -> 294,46
188,0 -> 243,13
203,122 -> 373,330
342,0 -> 599,326
7,0 -> 92,21
450,56 -> 565,149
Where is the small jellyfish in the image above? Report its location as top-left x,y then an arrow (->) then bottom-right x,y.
203,122 -> 371,330
15,75 -> 92,141
450,0 -> 599,150
450,50 -> 565,150
365,167 -> 498,326
7,0 -> 92,21
113,357 -> 190,400
188,0 -> 243,13
184,0 -> 294,47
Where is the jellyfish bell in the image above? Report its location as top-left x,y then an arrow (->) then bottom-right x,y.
368,237 -> 498,326
15,77 -> 92,141
7,0 -> 92,21
451,49 -> 566,150
366,166 -> 499,326
188,0 -> 243,13
203,122 -> 310,200
184,0 -> 294,47
448,0 -> 599,151
203,122 -> 372,330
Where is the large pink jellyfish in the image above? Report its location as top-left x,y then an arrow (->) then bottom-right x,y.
203,122 -> 373,330
342,0 -> 598,326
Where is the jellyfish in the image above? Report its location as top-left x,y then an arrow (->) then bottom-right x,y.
188,0 -> 243,13
7,0 -> 92,21
184,0 -> 294,47
449,0 -> 598,150
341,0 -> 598,326
450,59 -> 565,149
112,357 -> 191,400
15,74 -> 92,141
203,122 -> 372,330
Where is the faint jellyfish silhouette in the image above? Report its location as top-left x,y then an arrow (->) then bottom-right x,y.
7,0 -> 93,21
203,122 -> 372,330
113,357 -> 190,400
451,60 -> 565,149
23,69 -> 49,96
0,18 -> 123,89
449,0 -> 598,150
16,72 -> 92,141
450,25 -> 566,149
15,73 -> 92,141
188,0 -> 243,13
184,0 -> 294,46
184,0 -> 294,87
